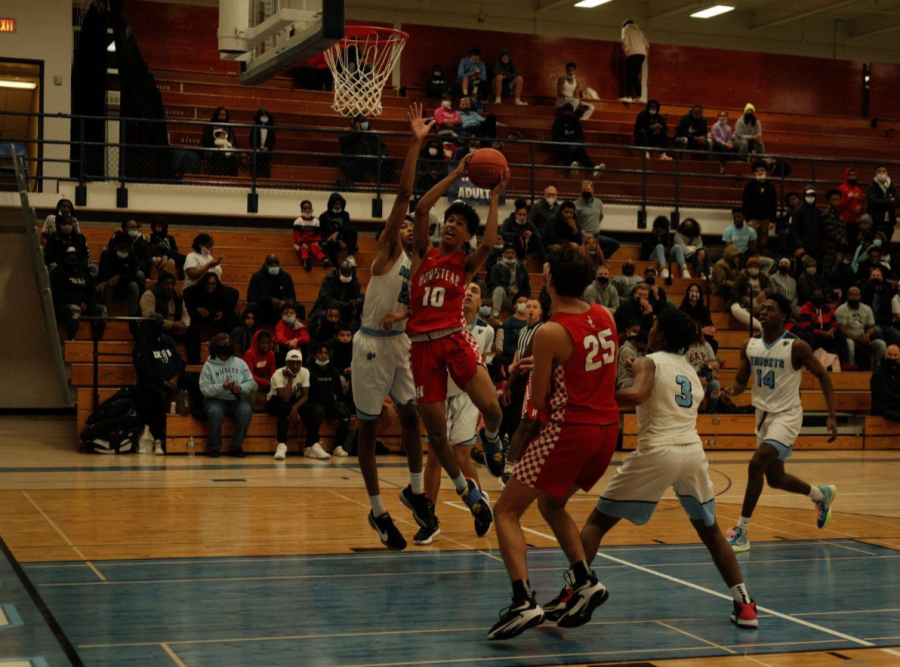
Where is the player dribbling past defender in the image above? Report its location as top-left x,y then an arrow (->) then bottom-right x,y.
725,294 -> 839,553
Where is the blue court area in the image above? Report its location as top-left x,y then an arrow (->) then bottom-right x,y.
2,539 -> 899,667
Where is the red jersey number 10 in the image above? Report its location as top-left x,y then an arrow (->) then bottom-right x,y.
584,329 -> 616,371
421,286 -> 446,308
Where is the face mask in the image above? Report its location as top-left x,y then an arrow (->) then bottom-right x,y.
502,257 -> 517,267
442,101 -> 452,109
216,346 -> 232,357
746,114 -> 755,122
260,116 -> 269,123
301,213 -> 313,220
843,258 -> 852,265
848,299 -> 860,307
876,173 -> 888,183
849,179 -> 857,186
339,274 -> 353,284
588,249 -> 597,255
805,195 -> 816,204
645,276 -> 656,286
779,265 -> 789,274
360,122 -> 370,131
649,109 -> 657,116
873,240 -> 883,247
748,268 -> 760,277
623,265 -> 635,276
582,191 -> 592,200
128,230 -> 140,239
283,316 -> 296,325
871,277 -> 882,284
718,119 -> 727,125
812,296 -> 824,307
428,148 -> 439,157
315,359 -> 329,367
268,266 -> 280,276
806,267 -> 817,276
64,260 -> 79,270
515,217 -> 527,226
332,207 -> 342,214
59,225 -> 73,234
756,174 -> 766,182
479,306 -> 491,317
883,359 -> 899,372
545,197 -> 557,206
516,303 -> 527,314
597,277 -> 609,286
689,292 -> 700,303
200,247 -> 212,257
116,250 -> 129,259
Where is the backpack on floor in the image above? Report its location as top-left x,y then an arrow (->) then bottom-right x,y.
80,389 -> 144,454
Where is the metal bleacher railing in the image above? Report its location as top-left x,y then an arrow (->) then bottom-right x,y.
3,110 -> 895,219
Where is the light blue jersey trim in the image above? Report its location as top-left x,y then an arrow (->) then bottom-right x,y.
677,494 -> 717,526
594,496 -> 657,526
359,326 -> 404,338
758,330 -> 789,351
762,438 -> 793,461
454,436 -> 478,446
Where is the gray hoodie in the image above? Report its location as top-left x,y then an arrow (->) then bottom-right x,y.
199,353 -> 256,401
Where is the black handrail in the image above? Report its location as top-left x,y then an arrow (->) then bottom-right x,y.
80,315 -> 153,410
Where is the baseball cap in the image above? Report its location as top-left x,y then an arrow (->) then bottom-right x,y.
285,350 -> 303,362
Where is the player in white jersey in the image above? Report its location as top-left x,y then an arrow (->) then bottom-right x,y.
416,282 -> 495,545
725,294 -> 838,552
545,310 -> 759,628
352,104 -> 435,551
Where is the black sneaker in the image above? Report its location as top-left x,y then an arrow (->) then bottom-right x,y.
500,468 -> 513,490
458,478 -> 493,527
474,490 -> 492,537
555,573 -> 609,628
479,428 -> 504,478
542,570 -> 575,623
487,592 -> 545,640
368,511 -> 407,551
323,259 -> 333,268
208,450 -> 221,458
304,257 -> 312,272
227,448 -> 246,458
413,515 -> 440,546
399,485 -> 435,531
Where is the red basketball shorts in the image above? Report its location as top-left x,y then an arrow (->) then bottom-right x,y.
521,376 -> 539,422
514,422 -> 619,499
410,329 -> 482,404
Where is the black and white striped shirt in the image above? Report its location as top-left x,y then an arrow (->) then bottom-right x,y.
517,321 -> 543,358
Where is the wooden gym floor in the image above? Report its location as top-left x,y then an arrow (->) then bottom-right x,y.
0,414 -> 898,667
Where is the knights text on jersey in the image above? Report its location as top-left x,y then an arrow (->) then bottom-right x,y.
543,303 -> 619,425
407,248 -> 467,337
746,331 -> 802,413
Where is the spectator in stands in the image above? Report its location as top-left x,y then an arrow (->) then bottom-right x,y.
109,218 -> 155,287
730,256 -> 768,331
330,322 -> 354,398
612,258 -> 641,298
492,49 -> 526,105
711,111 -> 745,167
183,233 -> 222,290
633,100 -> 670,159
798,289 -> 851,367
551,104 -> 602,175
798,256 -> 825,306
51,247 -> 106,341
863,268 -> 900,346
827,246 -> 856,300
140,271 -> 199,363
642,266 -> 670,312
417,139 -> 445,194
733,103 -> 765,155
851,225 -> 877,274
133,314 -> 187,456
500,199 -> 546,265
711,244 -> 742,299
489,242 -> 531,319
687,332 -> 720,413
680,283 -> 718,353
774,191 -> 801,253
434,94 -> 463,135
839,167 -> 865,243
184,272 -> 238,341
202,107 -> 238,176
821,188 -> 849,273
293,200 -> 329,271
303,342 -> 352,458
620,20 -> 648,102
557,62 -> 594,120
99,232 -> 142,317
199,332 -> 255,458
855,247 -> 896,286
616,324 -> 644,389
871,345 -> 900,421
426,64 -> 451,100
790,186 -> 823,264
742,161 -> 777,256
866,165 -> 900,237
575,181 -> 619,259
500,295 -> 530,362
722,208 -> 759,257
640,216 -> 673,278
836,286 -> 886,370
615,283 -> 654,334
319,193 -> 358,268
149,217 -> 185,279
458,47 -> 488,98
41,198 -> 79,245
527,186 -> 559,238
877,231 -> 893,269
671,217 -> 707,279
579,235 -> 607,272
312,306 -> 342,345
295,53 -> 332,91
243,330 -> 276,405
266,350 -> 310,460
771,258 -> 800,319
485,236 -> 506,278
458,96 -> 499,143
247,255 -> 297,326
275,301 -> 311,364
248,108 -> 276,179
338,115 -> 393,187
231,307 -> 258,357
673,105 -> 709,154
583,265 -> 619,312
311,260 -> 362,325
44,214 -> 92,274
544,200 -> 583,248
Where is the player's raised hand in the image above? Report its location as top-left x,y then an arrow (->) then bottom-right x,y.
455,152 -> 473,179
826,415 -> 838,443
409,103 -> 434,140
491,168 -> 511,198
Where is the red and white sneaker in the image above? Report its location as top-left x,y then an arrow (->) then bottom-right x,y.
731,600 -> 759,628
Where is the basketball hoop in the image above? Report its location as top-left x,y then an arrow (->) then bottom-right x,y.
323,26 -> 408,118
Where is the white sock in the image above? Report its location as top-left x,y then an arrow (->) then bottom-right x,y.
370,495 -> 386,518
484,427 -> 499,441
809,486 -> 824,502
737,516 -> 750,531
452,472 -> 469,493
409,471 -> 424,495
730,583 -> 751,604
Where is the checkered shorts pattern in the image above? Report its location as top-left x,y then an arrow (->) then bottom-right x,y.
547,365 -> 568,422
514,420 -> 563,488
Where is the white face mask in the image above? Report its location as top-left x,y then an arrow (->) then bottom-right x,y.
260,117 -> 269,123
339,274 -> 352,284
756,173 -> 766,182
566,74 -> 575,80
442,101 -> 452,109
806,267 -> 817,276
428,148 -> 439,156
332,207 -> 342,214
805,195 -> 816,204
588,249 -> 597,255
876,173 -> 888,183
649,109 -> 657,116
516,302 -> 527,314
748,268 -> 760,277
545,196 -> 557,206
315,359 -> 329,367
689,292 -> 700,303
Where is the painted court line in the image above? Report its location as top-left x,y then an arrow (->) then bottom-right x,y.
20,491 -> 106,583
654,620 -> 736,654
161,642 -> 188,667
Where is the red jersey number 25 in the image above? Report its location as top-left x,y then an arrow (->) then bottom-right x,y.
584,329 -> 616,371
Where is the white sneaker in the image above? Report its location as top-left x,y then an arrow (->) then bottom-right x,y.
346,255 -> 357,268
274,443 -> 287,460
333,446 -> 349,457
494,96 -> 502,104
682,267 -> 692,279
310,442 -> 332,459
593,164 -> 605,177
153,440 -> 164,456
303,446 -> 315,459
619,96 -> 633,103
661,268 -> 670,279
570,161 -> 580,168
514,99 -> 528,106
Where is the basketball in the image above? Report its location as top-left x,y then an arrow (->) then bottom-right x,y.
466,148 -> 508,189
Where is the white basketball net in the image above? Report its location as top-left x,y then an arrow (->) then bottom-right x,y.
323,28 -> 408,118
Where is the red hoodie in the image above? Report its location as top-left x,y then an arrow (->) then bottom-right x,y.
838,166 -> 865,224
243,330 -> 276,390
275,317 -> 311,348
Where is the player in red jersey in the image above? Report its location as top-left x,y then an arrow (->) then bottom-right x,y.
407,156 -> 508,531
489,247 -> 619,641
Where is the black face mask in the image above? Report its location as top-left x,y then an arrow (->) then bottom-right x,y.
848,179 -> 857,186
812,296 -> 825,307
216,346 -> 232,357
597,277 -> 609,286
645,276 -> 656,286
883,359 -> 899,373
871,278 -> 882,285
64,260 -> 79,271
778,266 -> 789,274
582,191 -> 592,200
848,299 -> 860,307
623,265 -> 635,276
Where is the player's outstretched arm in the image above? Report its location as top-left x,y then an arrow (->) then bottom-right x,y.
614,357 -> 656,408
529,323 -> 564,411
795,338 -> 838,442
412,155 -> 472,261
466,169 -> 510,277
725,340 -> 751,397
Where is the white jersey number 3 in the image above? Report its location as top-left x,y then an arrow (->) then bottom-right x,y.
584,329 -> 615,371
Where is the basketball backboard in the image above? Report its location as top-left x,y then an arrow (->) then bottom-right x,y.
218,0 -> 344,86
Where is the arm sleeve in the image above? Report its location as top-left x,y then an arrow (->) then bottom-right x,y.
457,59 -> 468,80
488,264 -> 503,291
199,363 -> 217,397
610,289 -> 619,310
171,341 -> 187,377
797,307 -> 813,333
522,270 -> 532,298
238,360 -> 256,397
